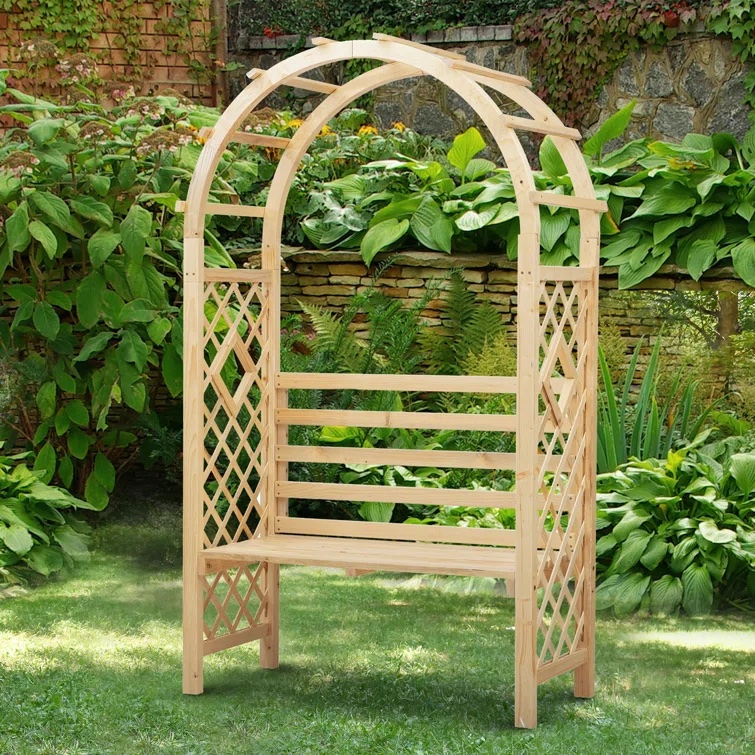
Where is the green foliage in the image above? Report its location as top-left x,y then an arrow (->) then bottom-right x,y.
515,2 -> 699,126
298,110 -> 755,287
0,79 -> 258,507
597,337 -> 711,473
0,453 -> 93,589
709,0 -> 755,117
596,440 -> 755,616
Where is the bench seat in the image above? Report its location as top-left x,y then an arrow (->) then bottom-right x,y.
202,534 -> 521,579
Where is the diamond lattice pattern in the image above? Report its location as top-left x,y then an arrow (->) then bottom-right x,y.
535,281 -> 589,667
201,279 -> 270,642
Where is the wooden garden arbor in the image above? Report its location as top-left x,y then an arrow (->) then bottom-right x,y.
180,36 -> 606,729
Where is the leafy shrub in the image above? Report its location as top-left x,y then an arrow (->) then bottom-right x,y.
596,440 -> 755,616
0,453 -> 93,592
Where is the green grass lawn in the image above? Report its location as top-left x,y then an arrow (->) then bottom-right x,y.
1,515 -> 754,755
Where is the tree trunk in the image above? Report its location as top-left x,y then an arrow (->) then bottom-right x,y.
716,290 -> 739,349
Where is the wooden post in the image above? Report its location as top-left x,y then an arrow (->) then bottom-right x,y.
183,236 -> 205,694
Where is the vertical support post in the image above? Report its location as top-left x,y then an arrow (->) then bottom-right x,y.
183,236 -> 205,694
259,237 -> 281,669
574,249 -> 599,699
514,232 -> 541,729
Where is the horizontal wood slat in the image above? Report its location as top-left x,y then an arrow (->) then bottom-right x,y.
247,67 -> 340,93
276,481 -> 516,508
203,268 -> 272,282
202,534 -> 521,578
275,517 -> 517,546
530,191 -> 607,213
538,266 -> 594,281
203,203 -> 266,218
536,648 -> 588,683
276,444 -> 569,473
276,372 -> 518,393
203,624 -> 269,656
277,408 -> 517,432
501,114 -> 581,140
232,132 -> 291,149
372,32 -> 466,60
450,58 -> 532,88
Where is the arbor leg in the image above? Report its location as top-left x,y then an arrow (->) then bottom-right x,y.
259,562 -> 280,669
514,590 -> 538,729
183,567 -> 204,694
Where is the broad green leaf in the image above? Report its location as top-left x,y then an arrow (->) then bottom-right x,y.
360,219 -> 409,265
729,452 -> 755,496
58,455 -> 74,488
595,573 -> 622,610
583,101 -> 636,159
55,408 -> 70,435
53,525 -> 90,558
640,536 -> 668,571
75,331 -> 114,362
686,240 -> 717,281
120,204 -> 152,262
614,529 -> 652,573
359,501 -> 394,523
89,175 -> 110,196
46,291 -> 72,311
84,473 -> 109,510
118,159 -> 137,189
33,301 -> 60,341
410,197 -> 453,253
29,190 -> 71,230
28,219 -> 58,258
65,399 -> 89,427
0,523 -> 34,555
94,452 -> 116,492
70,196 -> 113,227
5,283 -> 36,303
540,210 -> 571,252
118,330 -> 148,372
26,545 -> 64,576
36,381 -> 57,419
681,563 -> 713,616
67,427 -> 91,460
612,509 -> 651,541
88,229 -> 121,267
6,201 -> 31,252
318,426 -> 361,444
27,118 -> 64,145
161,344 -> 183,398
455,208 -> 497,232
653,215 -> 693,244
618,247 -> 671,289
33,442 -> 57,484
76,272 -> 105,328
729,238 -> 755,287
464,158 -> 496,181
120,298 -> 156,323
629,191 -> 696,219
649,575 -> 683,615
447,127 -> 486,174
613,572 -> 651,617
539,135 -> 567,177
698,519 -> 737,544
147,317 -> 171,345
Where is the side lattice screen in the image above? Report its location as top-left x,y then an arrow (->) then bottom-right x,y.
535,280 -> 590,670
201,276 -> 271,645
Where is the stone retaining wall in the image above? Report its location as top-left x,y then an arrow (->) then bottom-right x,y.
228,24 -> 751,144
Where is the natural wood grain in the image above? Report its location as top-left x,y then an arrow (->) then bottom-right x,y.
529,191 -> 607,213
276,372 -> 518,393
247,67 -> 340,93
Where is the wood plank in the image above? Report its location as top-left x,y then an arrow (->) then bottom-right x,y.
203,624 -> 270,656
277,444 -> 569,473
276,444 -> 517,470
204,203 -> 266,218
203,268 -> 272,282
275,516 -> 518,546
450,58 -> 532,88
276,481 -> 516,508
247,67 -> 340,94
276,408 -> 517,432
310,36 -> 337,45
538,266 -> 594,282
530,191 -> 607,213
276,372 -> 518,393
202,534 -> 520,578
536,648 -> 588,684
372,32 -> 466,60
501,114 -> 581,140
232,132 -> 291,149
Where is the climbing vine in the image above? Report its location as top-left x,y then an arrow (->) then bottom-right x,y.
709,0 -> 755,117
514,1 -> 699,126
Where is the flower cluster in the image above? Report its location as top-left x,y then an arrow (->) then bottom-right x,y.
126,97 -> 167,121
0,151 -> 40,178
79,121 -> 113,143
108,83 -> 137,103
240,107 -> 282,132
135,125 -> 194,157
357,124 -> 379,136
57,54 -> 99,86
19,38 -> 58,63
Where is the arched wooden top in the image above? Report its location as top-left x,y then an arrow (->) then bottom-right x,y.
182,37 -> 606,272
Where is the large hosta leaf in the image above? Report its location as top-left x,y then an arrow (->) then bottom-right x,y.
360,219 -> 409,265
649,575 -> 683,615
613,529 -> 652,573
682,563 -> 713,616
410,197 -> 453,253
613,572 -> 651,617
729,452 -> 755,496
359,501 -> 394,523
447,127 -> 486,174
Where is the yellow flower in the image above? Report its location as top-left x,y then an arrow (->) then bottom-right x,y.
286,118 -> 304,129
318,124 -> 334,137
358,124 -> 379,135
392,121 -> 406,132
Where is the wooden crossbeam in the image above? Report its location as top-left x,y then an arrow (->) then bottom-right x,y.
203,203 -> 265,218
530,191 -> 607,213
372,32 -> 466,61
501,114 -> 581,140
449,58 -> 532,88
247,67 -> 340,94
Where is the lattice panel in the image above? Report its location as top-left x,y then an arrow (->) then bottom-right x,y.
203,564 -> 268,640
535,281 -> 589,667
202,279 -> 270,548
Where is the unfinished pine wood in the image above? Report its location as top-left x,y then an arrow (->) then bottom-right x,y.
182,37 -> 600,730
203,535 -> 521,578
372,32 -> 466,60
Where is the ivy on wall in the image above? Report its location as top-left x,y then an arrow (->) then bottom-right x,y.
1,0 -> 219,88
